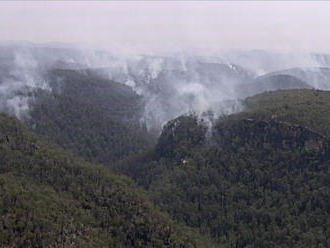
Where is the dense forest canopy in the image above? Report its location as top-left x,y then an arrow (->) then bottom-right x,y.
0,113 -> 215,248
114,89 -> 330,248
1,43 -> 330,247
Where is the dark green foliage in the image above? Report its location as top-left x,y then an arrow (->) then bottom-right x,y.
6,80 -> 330,248
0,114 -> 215,248
46,69 -> 143,122
214,118 -> 329,160
26,69 -> 155,164
116,89 -> 330,248
236,89 -> 330,136
156,115 -> 208,161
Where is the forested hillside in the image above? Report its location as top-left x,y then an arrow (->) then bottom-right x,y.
2,42 -> 330,248
3,1 -> 330,246
0,114 -> 215,248
115,89 -> 330,248
236,89 -> 330,136
26,69 -> 155,164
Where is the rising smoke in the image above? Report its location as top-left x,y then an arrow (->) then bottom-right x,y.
1,42 -> 330,132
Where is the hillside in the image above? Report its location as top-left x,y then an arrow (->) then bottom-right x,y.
233,89 -> 330,136
2,42 -> 330,248
236,74 -> 313,97
115,89 -> 330,248
0,113 -> 215,248
263,67 -> 330,89
90,59 -> 255,131
25,69 -> 155,164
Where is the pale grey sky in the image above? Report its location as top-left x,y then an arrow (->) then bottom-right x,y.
1,1 -> 330,53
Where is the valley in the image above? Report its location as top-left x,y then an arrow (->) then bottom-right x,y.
1,43 -> 330,247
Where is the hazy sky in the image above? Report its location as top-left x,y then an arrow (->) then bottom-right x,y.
1,1 -> 330,53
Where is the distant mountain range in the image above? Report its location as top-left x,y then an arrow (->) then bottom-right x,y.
1,42 -> 330,247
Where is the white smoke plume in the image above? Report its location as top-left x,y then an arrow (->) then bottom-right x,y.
0,47 -> 51,118
1,42 -> 330,132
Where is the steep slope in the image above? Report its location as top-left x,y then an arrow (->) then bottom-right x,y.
116,89 -> 330,248
44,69 -> 143,122
0,113 -> 215,248
25,69 -> 155,164
235,89 -> 330,136
92,58 -> 255,131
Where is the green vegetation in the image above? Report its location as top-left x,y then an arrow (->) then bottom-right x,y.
27,69 -> 155,164
0,114 -> 214,248
236,89 -> 330,136
116,89 -> 330,248
4,79 -> 330,248
4,44 -> 330,247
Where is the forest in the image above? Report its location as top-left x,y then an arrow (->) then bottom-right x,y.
1,43 -> 330,247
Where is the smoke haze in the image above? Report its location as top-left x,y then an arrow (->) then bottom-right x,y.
1,1 -> 330,54
1,2 -> 330,131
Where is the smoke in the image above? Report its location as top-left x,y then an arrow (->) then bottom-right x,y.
113,55 -> 250,132
1,42 -> 330,133
0,48 -> 51,118
107,50 -> 329,132
222,50 -> 323,75
262,66 -> 330,90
